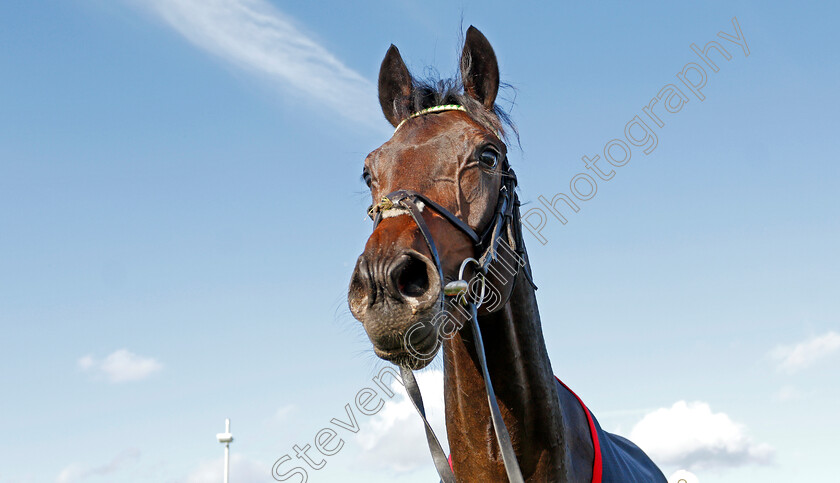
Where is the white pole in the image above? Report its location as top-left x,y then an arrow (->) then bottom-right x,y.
224,445 -> 229,483
224,419 -> 230,483
216,418 -> 234,483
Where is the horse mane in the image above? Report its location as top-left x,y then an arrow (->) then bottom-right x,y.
406,75 -> 519,145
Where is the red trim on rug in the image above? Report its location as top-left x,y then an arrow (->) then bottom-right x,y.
555,376 -> 603,483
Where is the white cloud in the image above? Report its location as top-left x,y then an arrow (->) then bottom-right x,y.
771,331 -> 840,373
355,369 -> 447,473
56,449 -> 141,483
183,454 -> 269,483
629,401 -> 774,471
78,349 -> 163,383
668,469 -> 699,483
132,0 -> 381,126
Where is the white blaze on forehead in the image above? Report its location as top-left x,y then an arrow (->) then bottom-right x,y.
380,200 -> 425,219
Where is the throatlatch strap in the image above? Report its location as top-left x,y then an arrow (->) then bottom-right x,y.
401,304 -> 525,483
400,366 -> 456,483
468,303 -> 524,483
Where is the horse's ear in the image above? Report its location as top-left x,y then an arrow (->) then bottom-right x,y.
378,45 -> 413,127
460,26 -> 499,109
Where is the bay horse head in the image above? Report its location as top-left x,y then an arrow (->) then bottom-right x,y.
346,26 -> 668,483
348,27 -> 525,369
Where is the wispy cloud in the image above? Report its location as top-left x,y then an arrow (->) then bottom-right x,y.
771,331 -> 840,373
78,349 -> 163,383
355,369 -> 446,473
56,448 -> 141,483
132,0 -> 382,126
629,401 -> 774,471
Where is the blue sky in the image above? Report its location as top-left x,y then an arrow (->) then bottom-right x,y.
1,1 -> 838,482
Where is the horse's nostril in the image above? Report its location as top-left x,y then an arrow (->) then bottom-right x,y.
395,255 -> 430,299
350,268 -> 367,299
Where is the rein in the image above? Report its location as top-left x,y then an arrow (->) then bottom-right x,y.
368,106 -> 533,483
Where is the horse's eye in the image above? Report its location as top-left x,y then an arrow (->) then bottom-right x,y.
478,148 -> 499,168
362,168 -> 372,188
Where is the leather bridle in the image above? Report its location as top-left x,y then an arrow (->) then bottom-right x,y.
366,107 -> 535,483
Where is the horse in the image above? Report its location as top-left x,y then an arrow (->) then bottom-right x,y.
348,26 -> 667,483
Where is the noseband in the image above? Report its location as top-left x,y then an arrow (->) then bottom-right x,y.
367,106 -> 534,483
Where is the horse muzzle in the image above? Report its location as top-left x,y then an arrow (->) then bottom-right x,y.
348,249 -> 443,368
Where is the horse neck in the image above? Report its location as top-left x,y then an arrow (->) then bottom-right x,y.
442,263 -> 577,480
